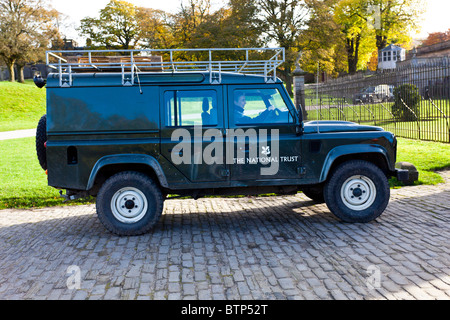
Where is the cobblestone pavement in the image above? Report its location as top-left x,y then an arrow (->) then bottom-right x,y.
0,172 -> 449,300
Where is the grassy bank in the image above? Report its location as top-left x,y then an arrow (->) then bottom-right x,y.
394,137 -> 450,186
0,137 -> 93,209
0,136 -> 448,210
0,80 -> 46,132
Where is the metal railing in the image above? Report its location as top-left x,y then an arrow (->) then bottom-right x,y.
46,47 -> 285,87
305,57 -> 450,143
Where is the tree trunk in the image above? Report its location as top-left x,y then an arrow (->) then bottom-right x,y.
376,33 -> 387,52
284,73 -> 293,97
17,64 -> 25,83
278,67 -> 293,97
346,35 -> 360,75
6,60 -> 15,82
346,39 -> 356,74
348,56 -> 357,74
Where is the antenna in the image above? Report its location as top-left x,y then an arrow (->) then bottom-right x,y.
316,63 -> 320,133
134,64 -> 143,94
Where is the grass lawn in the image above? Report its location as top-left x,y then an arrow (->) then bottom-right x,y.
0,80 -> 46,132
0,137 -> 93,209
394,137 -> 450,186
0,136 -> 448,210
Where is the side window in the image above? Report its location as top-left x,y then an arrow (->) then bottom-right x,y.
233,88 -> 292,125
165,90 -> 218,127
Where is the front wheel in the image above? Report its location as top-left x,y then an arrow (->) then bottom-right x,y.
323,160 -> 390,223
96,171 -> 164,236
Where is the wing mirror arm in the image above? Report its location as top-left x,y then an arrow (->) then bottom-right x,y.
295,105 -> 304,135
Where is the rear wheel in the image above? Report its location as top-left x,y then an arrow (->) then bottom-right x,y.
323,160 -> 390,223
96,171 -> 164,236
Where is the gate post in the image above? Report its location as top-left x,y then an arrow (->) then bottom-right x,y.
293,55 -> 308,120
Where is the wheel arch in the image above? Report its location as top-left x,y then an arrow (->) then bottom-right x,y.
87,154 -> 169,195
319,145 -> 393,183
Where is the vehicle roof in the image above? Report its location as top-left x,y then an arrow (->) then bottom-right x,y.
46,71 -> 283,88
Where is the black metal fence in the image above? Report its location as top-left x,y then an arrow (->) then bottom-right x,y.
304,57 -> 450,143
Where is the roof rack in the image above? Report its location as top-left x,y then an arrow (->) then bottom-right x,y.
46,47 -> 285,87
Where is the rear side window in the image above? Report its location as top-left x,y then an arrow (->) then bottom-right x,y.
164,90 -> 218,127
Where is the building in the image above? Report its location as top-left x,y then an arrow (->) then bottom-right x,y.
378,44 -> 406,70
397,39 -> 450,69
405,40 -> 450,60
395,40 -> 449,98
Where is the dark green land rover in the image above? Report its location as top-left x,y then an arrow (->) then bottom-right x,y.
35,48 -> 409,235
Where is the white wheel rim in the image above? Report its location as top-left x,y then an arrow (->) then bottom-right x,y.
111,187 -> 148,224
340,175 -> 376,211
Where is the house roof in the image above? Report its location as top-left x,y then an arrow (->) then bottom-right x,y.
380,44 -> 404,52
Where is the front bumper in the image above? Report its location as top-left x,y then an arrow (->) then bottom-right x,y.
395,168 -> 419,182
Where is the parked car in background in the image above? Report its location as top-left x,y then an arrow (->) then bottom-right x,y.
353,84 -> 391,104
388,85 -> 395,102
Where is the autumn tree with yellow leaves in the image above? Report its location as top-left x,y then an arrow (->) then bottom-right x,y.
0,0 -> 60,82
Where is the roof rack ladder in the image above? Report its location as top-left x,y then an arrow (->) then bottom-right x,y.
264,58 -> 278,84
59,64 -> 72,88
121,64 -> 134,86
208,50 -> 221,84
210,62 -> 222,84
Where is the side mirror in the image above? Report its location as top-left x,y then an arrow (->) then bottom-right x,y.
295,105 -> 304,135
33,75 -> 46,89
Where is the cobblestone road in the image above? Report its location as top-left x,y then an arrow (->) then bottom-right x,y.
0,172 -> 449,300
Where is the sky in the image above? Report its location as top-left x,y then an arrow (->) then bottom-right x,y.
50,0 -> 450,45
413,0 -> 450,38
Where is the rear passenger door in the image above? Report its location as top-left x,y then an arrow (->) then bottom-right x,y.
160,86 -> 229,183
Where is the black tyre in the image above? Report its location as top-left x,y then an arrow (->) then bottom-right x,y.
302,186 -> 325,203
96,171 -> 164,236
36,114 -> 47,170
323,160 -> 390,223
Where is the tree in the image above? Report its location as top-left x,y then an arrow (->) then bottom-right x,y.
137,8 -> 176,50
304,0 -> 423,76
338,0 -> 423,70
256,0 -> 309,96
15,11 -> 61,82
334,0 -> 376,74
392,84 -> 421,121
172,0 -> 212,48
422,29 -> 450,46
138,0 -> 262,63
299,0 -> 347,76
188,0 -> 262,50
78,0 -> 140,50
367,0 -> 423,52
0,0 -> 59,82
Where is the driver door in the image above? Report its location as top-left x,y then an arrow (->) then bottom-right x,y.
226,85 -> 302,182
